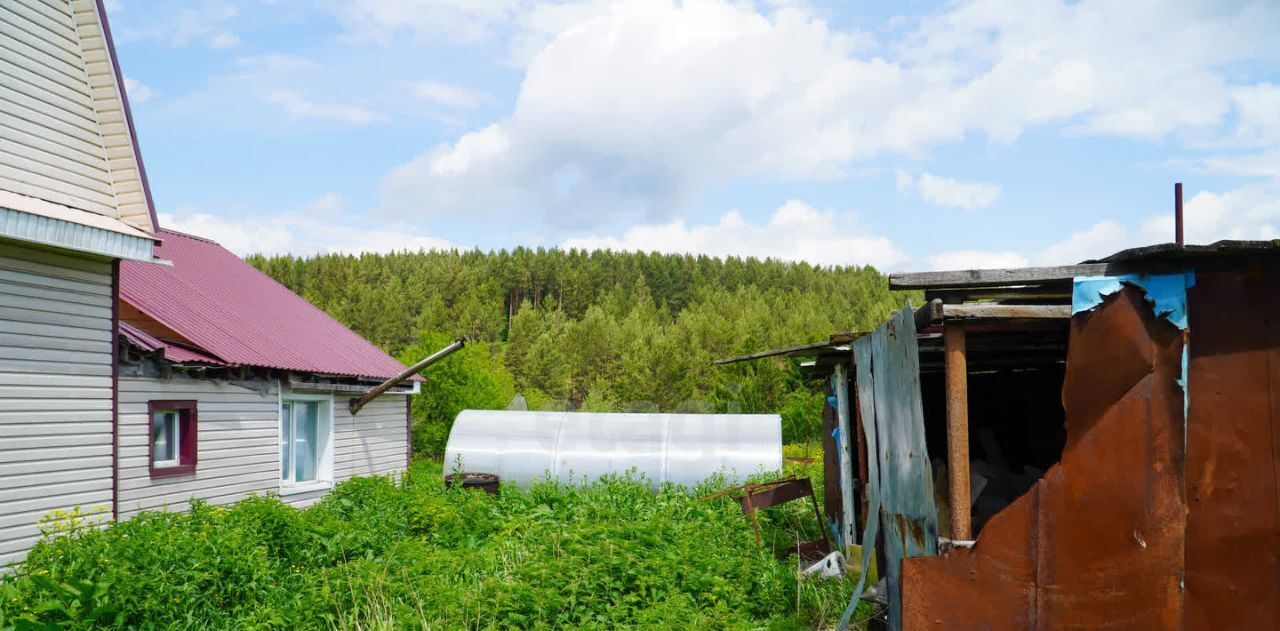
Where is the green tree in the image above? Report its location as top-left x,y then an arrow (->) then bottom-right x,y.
398,332 -> 515,458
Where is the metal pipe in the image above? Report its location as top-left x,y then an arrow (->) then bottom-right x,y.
944,322 -> 972,541
1175,182 -> 1184,246
348,338 -> 466,415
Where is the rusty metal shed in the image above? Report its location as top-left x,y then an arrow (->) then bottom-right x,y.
721,239 -> 1280,630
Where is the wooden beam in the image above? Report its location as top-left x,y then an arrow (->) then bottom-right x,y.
944,323 -> 972,541
890,263 -> 1115,289
913,298 -> 944,330
925,285 -> 1072,304
942,304 -> 1071,320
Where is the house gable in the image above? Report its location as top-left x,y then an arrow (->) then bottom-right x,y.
0,0 -> 156,237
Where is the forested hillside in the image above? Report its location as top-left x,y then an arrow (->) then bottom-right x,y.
249,248 -> 909,455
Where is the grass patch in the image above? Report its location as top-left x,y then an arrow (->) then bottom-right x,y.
1,460 -> 869,629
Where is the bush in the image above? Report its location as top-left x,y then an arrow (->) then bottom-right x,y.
1,461 -> 866,630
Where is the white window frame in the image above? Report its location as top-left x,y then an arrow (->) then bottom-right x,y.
278,390 -> 335,495
152,410 -> 180,468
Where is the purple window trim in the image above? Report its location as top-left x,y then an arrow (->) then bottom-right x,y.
148,400 -> 198,478
111,260 -> 120,520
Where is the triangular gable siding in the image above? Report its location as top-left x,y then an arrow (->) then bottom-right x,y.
0,0 -> 153,233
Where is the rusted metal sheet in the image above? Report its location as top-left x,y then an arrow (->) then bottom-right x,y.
902,286 -> 1187,629
841,307 -> 937,630
1184,263 -> 1280,629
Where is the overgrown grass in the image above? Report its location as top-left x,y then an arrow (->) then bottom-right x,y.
1,460 -> 868,630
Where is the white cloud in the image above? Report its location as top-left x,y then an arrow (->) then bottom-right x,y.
562,200 -> 906,270
1139,187 -> 1280,245
330,0 -> 524,44
267,90 -> 387,125
899,172 -> 1002,210
381,0 -> 906,225
1231,83 -> 1280,147
1029,184 -> 1280,267
159,194 -> 460,257
378,0 -> 1278,229
116,2 -> 241,49
1034,220 -> 1134,265
122,75 -> 155,104
927,250 -> 1029,271
410,81 -> 491,109
208,31 -> 241,49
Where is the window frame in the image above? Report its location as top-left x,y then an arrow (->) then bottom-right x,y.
278,391 -> 335,494
148,400 -> 198,479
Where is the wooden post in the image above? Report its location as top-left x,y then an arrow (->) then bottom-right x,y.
944,322 -> 972,540
833,364 -> 857,555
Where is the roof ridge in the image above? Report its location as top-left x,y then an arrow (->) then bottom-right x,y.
157,227 -> 222,245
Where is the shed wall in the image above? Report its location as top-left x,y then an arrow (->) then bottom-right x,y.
0,242 -> 114,567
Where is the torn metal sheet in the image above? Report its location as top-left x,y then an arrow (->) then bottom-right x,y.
902,286 -> 1187,629
1073,271 -> 1193,427
840,307 -> 938,631
1071,272 -> 1193,329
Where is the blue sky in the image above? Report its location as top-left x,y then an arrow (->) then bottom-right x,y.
107,0 -> 1280,270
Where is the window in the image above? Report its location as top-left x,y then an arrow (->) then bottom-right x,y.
280,394 -> 333,489
148,400 -> 197,478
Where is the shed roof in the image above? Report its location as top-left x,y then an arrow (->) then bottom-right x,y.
119,229 -> 411,380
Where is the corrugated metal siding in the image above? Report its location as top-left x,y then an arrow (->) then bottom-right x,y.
0,0 -> 152,232
118,378 -> 408,514
120,230 -> 415,380
0,205 -> 153,261
0,242 -> 113,567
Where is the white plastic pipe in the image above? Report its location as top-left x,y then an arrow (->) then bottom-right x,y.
443,410 -> 783,489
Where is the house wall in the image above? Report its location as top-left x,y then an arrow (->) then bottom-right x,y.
0,242 -> 114,567
0,0 -> 151,230
117,376 -> 408,517
279,390 -> 409,508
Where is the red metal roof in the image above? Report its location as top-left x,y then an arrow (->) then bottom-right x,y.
119,321 -> 225,365
119,229 -> 411,380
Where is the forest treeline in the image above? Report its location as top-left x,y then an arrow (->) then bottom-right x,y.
248,248 -> 911,455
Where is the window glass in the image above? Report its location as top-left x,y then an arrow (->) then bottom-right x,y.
280,402 -> 292,480
294,401 -> 319,482
152,411 -> 178,465
281,399 -> 326,484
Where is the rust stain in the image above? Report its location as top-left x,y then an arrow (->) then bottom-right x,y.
903,286 -> 1186,629
1183,264 -> 1280,629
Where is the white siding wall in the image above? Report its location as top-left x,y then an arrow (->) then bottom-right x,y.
0,0 -> 152,232
118,377 -> 409,514
117,377 -> 280,519
280,394 -> 409,508
0,242 -> 113,567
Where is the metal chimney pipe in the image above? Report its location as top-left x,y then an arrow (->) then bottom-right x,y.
1175,182 -> 1184,246
349,337 -> 466,415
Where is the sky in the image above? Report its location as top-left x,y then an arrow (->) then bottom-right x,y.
106,0 -> 1280,271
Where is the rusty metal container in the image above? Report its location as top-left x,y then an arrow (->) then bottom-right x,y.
444,471 -> 501,495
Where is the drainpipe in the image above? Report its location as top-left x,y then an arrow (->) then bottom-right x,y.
349,338 -> 466,415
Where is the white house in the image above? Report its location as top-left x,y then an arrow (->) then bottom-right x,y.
0,1 -> 414,566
